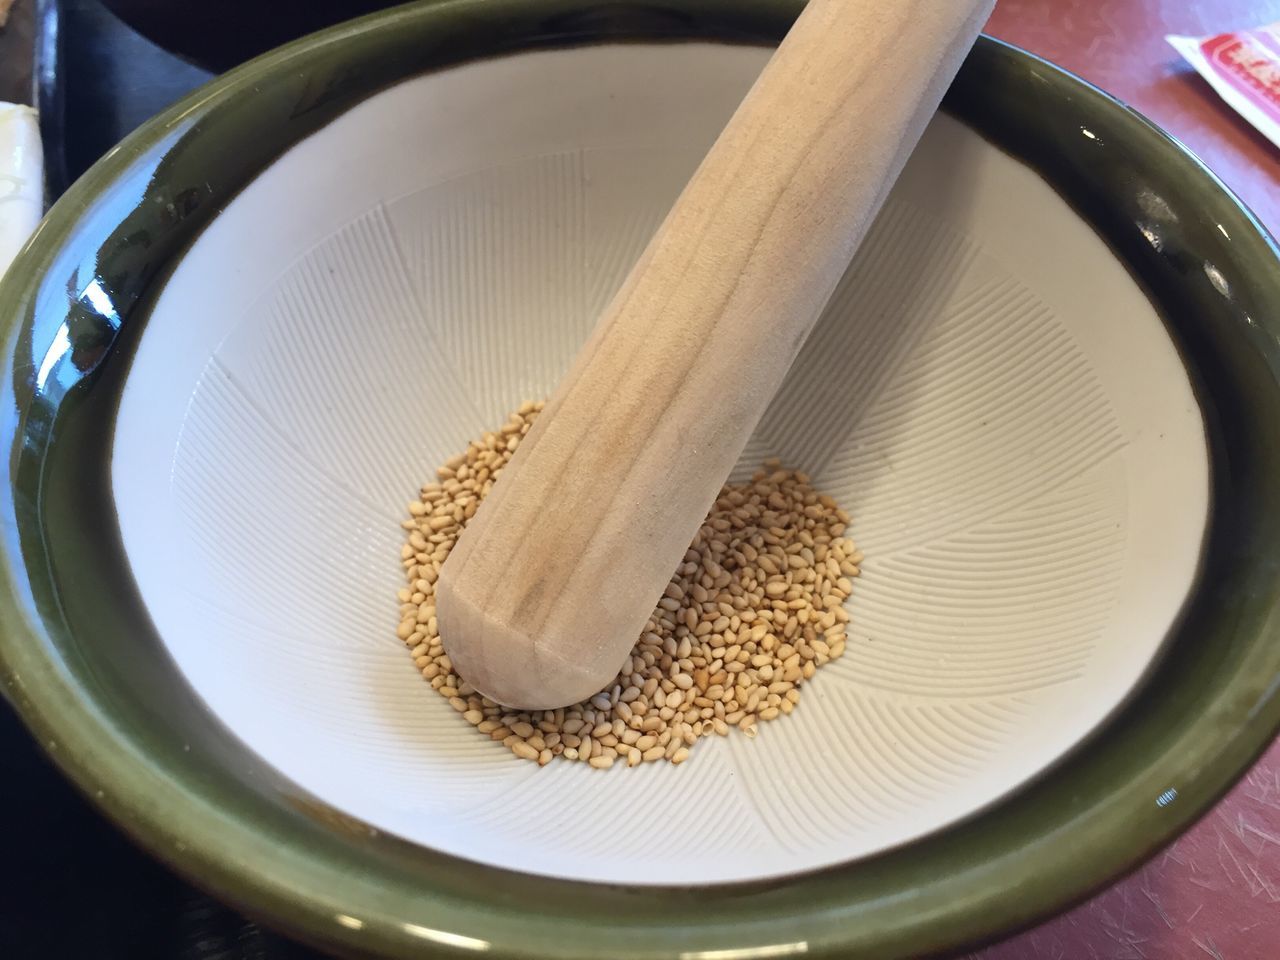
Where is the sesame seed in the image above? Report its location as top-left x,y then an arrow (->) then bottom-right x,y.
398,402 -> 859,768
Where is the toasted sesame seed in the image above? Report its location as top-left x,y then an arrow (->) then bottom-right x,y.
510,741 -> 539,761
398,403 -> 859,768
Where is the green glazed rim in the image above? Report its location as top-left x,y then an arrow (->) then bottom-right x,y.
2,2 -> 1279,958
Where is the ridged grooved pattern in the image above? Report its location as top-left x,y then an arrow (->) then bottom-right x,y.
752,201 -> 978,478
843,464 -> 1127,698
217,206 -> 489,510
159,150 -> 1173,879
386,148 -> 697,424
164,155 -> 1165,873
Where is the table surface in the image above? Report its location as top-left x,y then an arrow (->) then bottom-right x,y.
2,1 -> 1279,958
978,3 -> 1280,958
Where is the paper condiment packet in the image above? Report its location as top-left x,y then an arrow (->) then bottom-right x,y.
1168,23 -> 1280,151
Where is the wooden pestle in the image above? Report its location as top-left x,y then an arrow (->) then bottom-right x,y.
437,0 -> 995,709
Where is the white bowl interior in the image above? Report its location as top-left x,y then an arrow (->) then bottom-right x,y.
112,44 -> 1209,884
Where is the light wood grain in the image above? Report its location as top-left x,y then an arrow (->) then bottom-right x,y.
437,0 -> 995,709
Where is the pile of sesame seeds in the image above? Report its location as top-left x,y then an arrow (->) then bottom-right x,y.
396,402 -> 860,769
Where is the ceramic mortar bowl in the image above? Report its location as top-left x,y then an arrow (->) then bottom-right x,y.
2,2 -> 1279,957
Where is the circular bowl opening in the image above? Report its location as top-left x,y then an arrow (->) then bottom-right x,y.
114,42 -> 1207,885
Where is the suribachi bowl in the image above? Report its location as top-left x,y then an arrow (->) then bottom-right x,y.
1,2 -> 1279,958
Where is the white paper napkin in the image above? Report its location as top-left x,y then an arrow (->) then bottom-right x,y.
0,102 -> 42,279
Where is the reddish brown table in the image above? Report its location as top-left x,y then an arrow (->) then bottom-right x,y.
972,2 -> 1280,957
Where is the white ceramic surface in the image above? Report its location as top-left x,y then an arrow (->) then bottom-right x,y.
111,44 -> 1209,885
